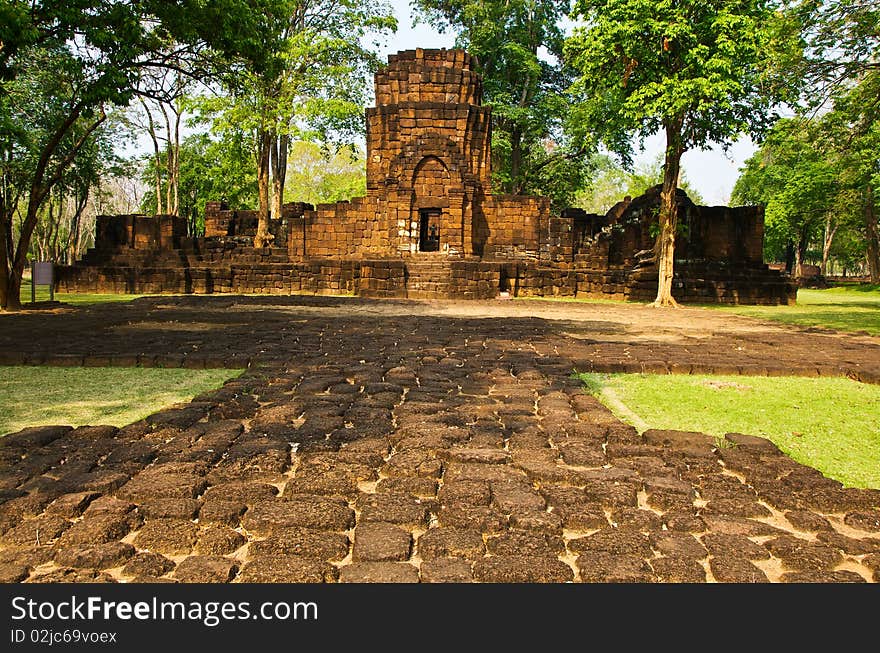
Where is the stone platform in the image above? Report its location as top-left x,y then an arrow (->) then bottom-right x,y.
0,296 -> 878,582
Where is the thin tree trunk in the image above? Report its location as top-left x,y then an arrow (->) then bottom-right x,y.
69,189 -> 88,264
0,199 -> 9,310
653,119 -> 684,308
821,213 -> 837,277
172,102 -> 181,216
254,128 -> 273,248
794,233 -> 808,280
866,185 -> 880,283
139,98 -> 164,215
510,127 -> 522,195
162,104 -> 174,215
271,131 -> 289,224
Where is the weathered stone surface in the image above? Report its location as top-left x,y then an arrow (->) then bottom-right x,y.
784,510 -> 834,533
509,510 -> 563,535
577,552 -> 654,583
134,519 -> 199,555
239,555 -> 336,583
611,508 -> 663,532
709,556 -> 769,583
195,526 -> 247,555
417,528 -> 485,560
764,535 -> 843,571
54,542 -> 135,569
486,530 -> 564,556
174,555 -> 238,583
339,562 -> 419,583
0,563 -> 30,583
198,499 -> 246,526
138,498 -> 200,520
474,556 -> 574,583
57,512 -> 140,546
45,492 -> 100,518
242,496 -> 355,534
420,558 -> 474,583
118,471 -> 206,501
437,480 -> 491,507
702,498 -> 771,519
650,556 -> 706,583
780,570 -> 866,583
437,505 -> 507,533
122,552 -> 175,578
3,515 -> 69,545
649,532 -> 707,559
844,510 -> 880,532
248,529 -> 350,561
569,528 -> 652,557
352,522 -> 412,562
26,568 -> 116,583
491,480 -> 545,513
356,492 -> 428,526
701,534 -> 770,560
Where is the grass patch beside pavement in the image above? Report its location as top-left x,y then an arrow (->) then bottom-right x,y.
577,372 -> 880,489
712,284 -> 880,336
18,279 -> 145,306
0,366 -> 243,435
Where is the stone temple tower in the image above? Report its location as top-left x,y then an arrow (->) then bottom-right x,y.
366,49 -> 493,256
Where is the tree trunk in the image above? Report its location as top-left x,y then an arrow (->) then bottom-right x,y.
254,128 -> 273,248
0,201 -> 9,310
866,186 -> 880,283
821,213 -> 837,277
270,131 -> 289,227
794,233 -> 808,279
140,98 -> 164,215
653,119 -> 684,308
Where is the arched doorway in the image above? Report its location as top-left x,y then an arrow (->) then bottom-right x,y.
411,156 -> 450,253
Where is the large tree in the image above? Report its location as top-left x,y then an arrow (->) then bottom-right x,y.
0,0 -> 274,311
565,0 -> 799,306
413,0 -> 591,206
202,0 -> 395,248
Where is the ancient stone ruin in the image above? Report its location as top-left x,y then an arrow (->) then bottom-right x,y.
57,48 -> 796,304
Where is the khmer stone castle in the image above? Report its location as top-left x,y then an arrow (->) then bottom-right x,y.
57,49 -> 796,304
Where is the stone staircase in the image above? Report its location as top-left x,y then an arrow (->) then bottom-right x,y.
404,259 -> 455,299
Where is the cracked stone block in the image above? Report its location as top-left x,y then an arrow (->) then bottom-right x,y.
195,526 -> 246,555
649,532 -> 707,559
356,492 -> 429,526
702,498 -> 771,519
844,510 -> 880,532
508,511 -> 563,535
418,528 -> 485,560
0,563 -> 29,583
249,529 -> 350,561
381,450 -> 442,479
118,471 -> 207,502
764,535 -> 843,571
486,530 -> 564,556
45,492 -> 100,518
709,556 -> 769,583
784,510 -> 834,533
650,556 -> 706,583
420,558 -> 474,583
54,542 -> 135,569
701,516 -> 783,537
491,480 -> 545,513
242,496 -> 355,534
198,499 -> 246,527
122,552 -> 175,578
577,552 -> 654,583
560,443 -> 607,467
780,570 -> 866,583
138,498 -> 200,520
174,555 -> 238,583
701,534 -> 770,560
474,556 -> 574,583
443,447 -> 510,465
26,568 -> 116,583
339,562 -> 419,583
816,531 -> 880,555
134,519 -> 199,555
438,480 -> 491,507
611,508 -> 663,532
352,522 -> 412,562
202,482 -> 278,505
83,495 -> 135,516
3,515 -> 69,546
569,528 -> 652,557
284,470 -> 359,500
239,554 -> 338,583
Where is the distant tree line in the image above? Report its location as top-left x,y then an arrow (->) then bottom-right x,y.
2,0 -> 878,310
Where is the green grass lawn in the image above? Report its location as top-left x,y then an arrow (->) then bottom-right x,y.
19,279 -> 145,306
0,366 -> 243,435
712,283 -> 880,336
578,372 -> 880,489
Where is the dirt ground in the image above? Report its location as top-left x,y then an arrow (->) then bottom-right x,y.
0,295 -> 878,583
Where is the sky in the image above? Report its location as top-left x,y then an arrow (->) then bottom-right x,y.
382,0 -> 757,205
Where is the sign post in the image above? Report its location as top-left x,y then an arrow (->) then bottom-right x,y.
31,261 -> 54,302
